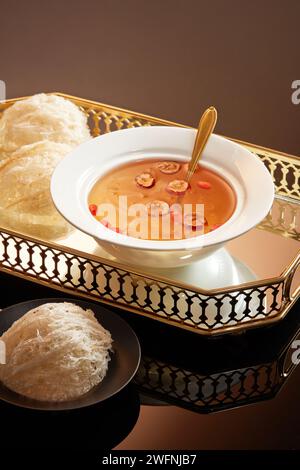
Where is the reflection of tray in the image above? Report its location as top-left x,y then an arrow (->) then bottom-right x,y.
0,93 -> 299,336
134,307 -> 300,413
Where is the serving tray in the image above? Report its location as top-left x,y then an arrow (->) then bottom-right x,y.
0,93 -> 299,336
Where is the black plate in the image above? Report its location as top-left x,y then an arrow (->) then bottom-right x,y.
0,298 -> 141,411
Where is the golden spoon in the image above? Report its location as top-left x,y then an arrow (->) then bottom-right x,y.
186,106 -> 218,183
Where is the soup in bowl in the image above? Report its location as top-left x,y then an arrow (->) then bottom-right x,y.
51,126 -> 274,268
88,158 -> 236,241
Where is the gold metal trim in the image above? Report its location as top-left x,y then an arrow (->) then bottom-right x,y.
0,93 -> 299,336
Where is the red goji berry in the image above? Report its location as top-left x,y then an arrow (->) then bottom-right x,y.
197,181 -> 211,190
89,204 -> 97,216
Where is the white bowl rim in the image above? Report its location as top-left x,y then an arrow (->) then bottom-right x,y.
51,126 -> 275,252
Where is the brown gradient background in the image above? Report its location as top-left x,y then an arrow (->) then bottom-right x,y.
1,0 -> 300,155
1,0 -> 300,450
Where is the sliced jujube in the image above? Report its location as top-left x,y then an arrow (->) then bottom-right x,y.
135,172 -> 155,188
146,200 -> 170,216
166,179 -> 189,196
157,161 -> 181,174
184,212 -> 207,231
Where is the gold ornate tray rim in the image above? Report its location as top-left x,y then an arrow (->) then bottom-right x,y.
5,92 -> 300,164
0,92 -> 299,336
0,224 -> 298,297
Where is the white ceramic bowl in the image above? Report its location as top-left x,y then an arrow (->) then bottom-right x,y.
51,126 -> 274,268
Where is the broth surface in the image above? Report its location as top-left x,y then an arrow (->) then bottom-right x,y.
88,159 -> 236,240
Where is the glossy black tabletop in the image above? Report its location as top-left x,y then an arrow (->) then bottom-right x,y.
0,271 -> 299,450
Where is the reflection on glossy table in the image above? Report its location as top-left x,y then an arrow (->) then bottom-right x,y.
0,271 -> 299,450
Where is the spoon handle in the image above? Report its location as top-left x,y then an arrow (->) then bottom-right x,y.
187,106 -> 218,183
